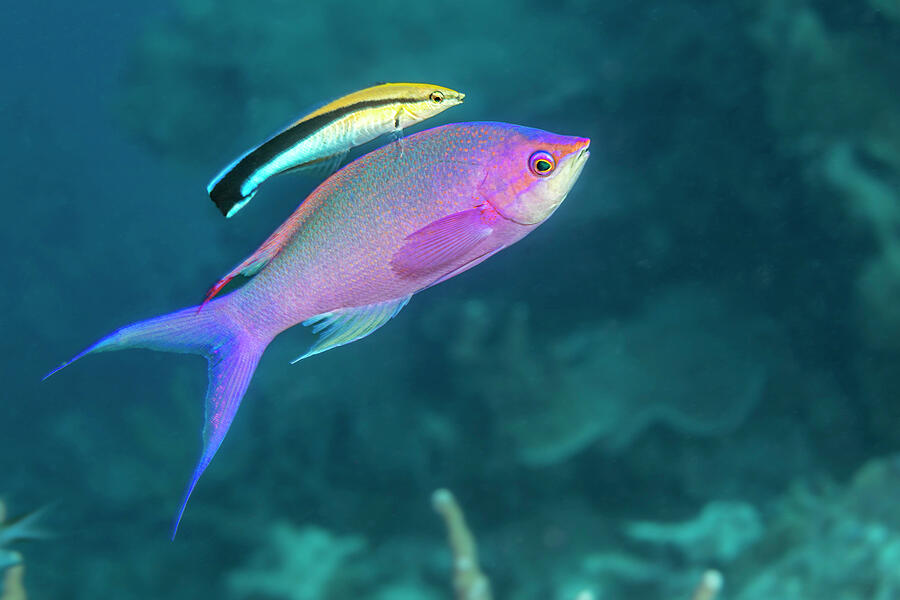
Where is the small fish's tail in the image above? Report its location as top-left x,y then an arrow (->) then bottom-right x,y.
208,155 -> 257,218
44,300 -> 270,538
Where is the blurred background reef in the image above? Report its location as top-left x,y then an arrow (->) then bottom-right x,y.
2,0 -> 900,598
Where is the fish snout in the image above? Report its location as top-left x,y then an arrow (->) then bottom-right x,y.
574,137 -> 590,154
555,136 -> 590,160
562,137 -> 590,168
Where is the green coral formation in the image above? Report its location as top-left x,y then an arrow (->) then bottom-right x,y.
0,500 -> 44,600
732,456 -> 900,599
626,501 -> 763,564
426,286 -> 781,466
748,0 -> 900,456
228,522 -> 365,600
751,0 -> 900,352
225,489 -> 729,600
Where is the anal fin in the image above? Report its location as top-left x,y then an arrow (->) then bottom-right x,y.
292,296 -> 411,363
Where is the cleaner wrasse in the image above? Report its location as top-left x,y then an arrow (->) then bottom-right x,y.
208,82 -> 465,218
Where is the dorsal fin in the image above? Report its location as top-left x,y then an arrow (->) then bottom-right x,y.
199,209 -> 308,311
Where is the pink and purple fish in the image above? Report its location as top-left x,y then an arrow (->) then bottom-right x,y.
45,121 -> 590,535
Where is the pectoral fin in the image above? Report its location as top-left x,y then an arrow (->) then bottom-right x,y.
293,296 -> 412,362
390,205 -> 495,278
284,150 -> 348,178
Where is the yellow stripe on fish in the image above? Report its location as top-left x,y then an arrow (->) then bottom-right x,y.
207,82 -> 465,218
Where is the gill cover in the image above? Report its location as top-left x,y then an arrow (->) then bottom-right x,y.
479,130 -> 590,225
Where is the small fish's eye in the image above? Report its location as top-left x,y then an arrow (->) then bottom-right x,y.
529,151 -> 556,176
430,91 -> 445,103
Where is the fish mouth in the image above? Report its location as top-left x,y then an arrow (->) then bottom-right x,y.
570,139 -> 591,177
577,147 -> 590,163
545,144 -> 590,214
575,137 -> 590,156
571,144 -> 591,174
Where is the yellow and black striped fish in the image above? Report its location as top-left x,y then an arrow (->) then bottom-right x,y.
208,82 -> 465,218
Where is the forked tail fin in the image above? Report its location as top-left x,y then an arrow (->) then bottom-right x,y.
44,301 -> 269,537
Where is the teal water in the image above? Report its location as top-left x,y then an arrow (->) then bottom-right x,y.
2,1 -> 899,598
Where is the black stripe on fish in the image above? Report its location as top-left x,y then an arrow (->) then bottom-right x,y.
209,97 -> 419,217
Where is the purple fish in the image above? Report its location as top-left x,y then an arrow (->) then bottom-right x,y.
45,122 -> 590,535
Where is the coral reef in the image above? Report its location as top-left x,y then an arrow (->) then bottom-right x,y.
8,1 -> 900,598
432,489 -> 492,600
425,285 -> 784,466
730,454 -> 900,599
626,501 -> 763,564
530,454 -> 900,599
0,566 -> 25,600
748,0 -> 900,465
0,499 -> 40,600
224,488 -> 731,600
690,572 -> 723,600
750,0 -> 900,351
228,522 -> 365,600
430,489 -> 722,600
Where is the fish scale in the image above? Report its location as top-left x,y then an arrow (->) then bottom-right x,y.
44,121 -> 590,536
226,129 -> 490,327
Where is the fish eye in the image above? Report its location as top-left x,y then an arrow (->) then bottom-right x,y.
430,91 -> 445,104
529,151 -> 556,176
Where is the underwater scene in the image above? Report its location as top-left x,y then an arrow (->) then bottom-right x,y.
3,0 -> 900,598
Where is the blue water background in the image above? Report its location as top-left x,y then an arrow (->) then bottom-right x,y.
2,1 -> 898,599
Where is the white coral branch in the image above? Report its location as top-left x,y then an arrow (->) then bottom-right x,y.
690,570 -> 723,600
0,564 -> 25,600
432,489 -> 493,600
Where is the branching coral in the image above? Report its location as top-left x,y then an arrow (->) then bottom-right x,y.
0,566 -> 25,600
432,489 -> 492,600
823,144 -> 900,350
727,454 -> 900,599
432,489 -> 723,600
225,487 -> 729,599
690,571 -> 723,600
227,522 -> 366,600
626,501 -> 763,564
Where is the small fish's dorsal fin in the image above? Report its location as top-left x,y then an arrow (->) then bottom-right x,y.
390,205 -> 496,278
292,296 -> 411,363
199,209 -> 308,310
